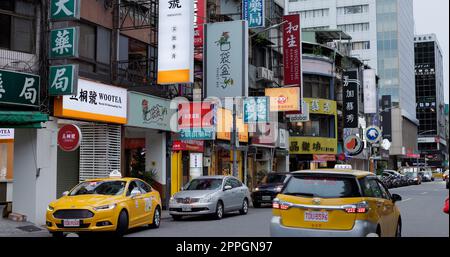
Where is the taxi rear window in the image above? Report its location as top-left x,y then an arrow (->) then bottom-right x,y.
282,174 -> 361,198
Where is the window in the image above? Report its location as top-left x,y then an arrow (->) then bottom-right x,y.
359,178 -> 376,197
337,23 -> 370,33
127,181 -> 139,196
367,179 -> 383,198
78,22 -> 112,76
337,5 -> 369,15
283,175 -> 361,198
224,179 -> 232,189
293,9 -> 329,20
137,180 -> 152,193
352,41 -> 370,50
0,0 -> 35,53
289,115 -> 334,138
376,181 -> 391,200
231,179 -> 242,188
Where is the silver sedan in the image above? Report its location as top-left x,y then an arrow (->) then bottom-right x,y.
169,176 -> 251,220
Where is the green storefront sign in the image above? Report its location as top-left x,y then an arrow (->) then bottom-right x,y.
180,128 -> 215,140
49,27 -> 79,58
50,0 -> 80,20
49,64 -> 78,95
0,69 -> 40,107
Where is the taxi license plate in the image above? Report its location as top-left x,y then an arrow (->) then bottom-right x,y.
262,196 -> 271,201
63,219 -> 80,227
304,211 -> 328,222
182,206 -> 192,212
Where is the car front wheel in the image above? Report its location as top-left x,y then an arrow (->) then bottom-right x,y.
116,210 -> 128,236
149,206 -> 161,229
239,199 -> 248,215
214,201 -> 224,220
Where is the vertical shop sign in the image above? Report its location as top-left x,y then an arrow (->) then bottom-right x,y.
243,0 -> 265,28
50,0 -> 80,20
343,70 -> 359,128
49,64 -> 78,95
283,14 -> 302,87
49,27 -> 79,58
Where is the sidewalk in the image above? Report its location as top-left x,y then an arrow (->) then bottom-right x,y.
0,206 -> 172,237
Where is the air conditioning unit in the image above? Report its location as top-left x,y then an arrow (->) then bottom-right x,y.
256,67 -> 275,82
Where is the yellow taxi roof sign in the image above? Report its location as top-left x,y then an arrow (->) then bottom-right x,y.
109,170 -> 122,178
334,164 -> 352,170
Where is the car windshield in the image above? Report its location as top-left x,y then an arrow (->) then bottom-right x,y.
70,180 -> 126,196
264,174 -> 287,184
282,175 -> 361,198
185,179 -> 223,191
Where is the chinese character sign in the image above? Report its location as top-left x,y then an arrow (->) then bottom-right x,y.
283,14 -> 302,86
49,27 -> 79,58
49,64 -> 78,96
50,0 -> 80,20
205,20 -> 249,98
194,0 -> 206,47
243,0 -> 265,28
158,0 -> 194,84
244,97 -> 269,123
343,70 -> 359,128
0,69 -> 40,107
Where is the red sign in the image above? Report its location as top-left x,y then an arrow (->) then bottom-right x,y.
407,154 -> 420,158
172,140 -> 204,152
283,14 -> 302,86
178,102 -> 215,129
58,124 -> 82,152
194,0 -> 206,47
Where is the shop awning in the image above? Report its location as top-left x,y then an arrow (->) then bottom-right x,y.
0,111 -> 49,128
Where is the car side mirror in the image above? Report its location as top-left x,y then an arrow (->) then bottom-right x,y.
392,194 -> 402,203
130,188 -> 142,198
62,191 -> 69,197
224,185 -> 232,191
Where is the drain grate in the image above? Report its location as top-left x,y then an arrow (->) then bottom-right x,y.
16,225 -> 42,232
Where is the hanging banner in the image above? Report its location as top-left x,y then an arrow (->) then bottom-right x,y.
158,0 -> 194,84
50,0 -> 80,20
49,64 -> 78,96
343,70 -> 359,128
363,69 -> 377,114
205,20 -> 249,98
283,14 -> 302,87
243,0 -> 265,28
243,96 -> 269,123
265,87 -> 300,112
194,0 -> 206,47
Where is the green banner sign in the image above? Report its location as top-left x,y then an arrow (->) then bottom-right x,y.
50,0 -> 80,20
49,27 -> 79,59
49,64 -> 78,96
244,96 -> 269,123
180,128 -> 215,140
0,69 -> 40,107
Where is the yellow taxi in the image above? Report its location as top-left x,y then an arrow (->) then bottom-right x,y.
46,171 -> 162,237
270,165 -> 403,237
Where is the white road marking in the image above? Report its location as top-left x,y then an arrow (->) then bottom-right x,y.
398,198 -> 412,203
421,192 -> 428,195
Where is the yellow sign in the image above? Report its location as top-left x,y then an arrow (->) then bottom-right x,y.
265,87 -> 300,112
304,98 -> 337,115
289,137 -> 337,154
216,108 -> 249,142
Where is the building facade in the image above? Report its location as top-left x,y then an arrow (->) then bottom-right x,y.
287,0 -> 418,169
413,34 -> 447,169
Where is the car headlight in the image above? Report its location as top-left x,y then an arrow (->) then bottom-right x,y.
253,188 -> 259,192
47,205 -> 54,212
93,204 -> 117,211
169,196 -> 177,204
275,186 -> 283,192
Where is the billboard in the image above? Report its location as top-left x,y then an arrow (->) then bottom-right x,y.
242,0 -> 265,28
204,20 -> 249,98
194,0 -> 206,47
283,14 -> 302,87
343,70 -> 359,128
363,69 -> 377,114
158,0 -> 194,84
265,87 -> 300,112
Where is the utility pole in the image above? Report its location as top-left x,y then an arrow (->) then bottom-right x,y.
232,98 -> 238,177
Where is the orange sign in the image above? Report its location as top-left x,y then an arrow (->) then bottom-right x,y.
216,108 -> 249,142
265,87 -> 300,112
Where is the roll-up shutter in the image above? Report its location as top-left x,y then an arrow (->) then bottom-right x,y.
79,124 -> 121,181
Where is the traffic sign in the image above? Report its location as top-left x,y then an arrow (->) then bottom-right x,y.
365,126 -> 382,144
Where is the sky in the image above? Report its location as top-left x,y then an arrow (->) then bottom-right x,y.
414,0 -> 449,104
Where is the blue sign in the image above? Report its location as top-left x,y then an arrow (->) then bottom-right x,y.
242,0 -> 265,28
365,126 -> 382,144
180,128 -> 215,140
244,97 -> 269,123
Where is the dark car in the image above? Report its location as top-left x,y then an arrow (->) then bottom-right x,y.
251,172 -> 291,208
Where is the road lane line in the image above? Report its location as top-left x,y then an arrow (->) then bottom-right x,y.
421,192 -> 428,195
398,198 -> 412,203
